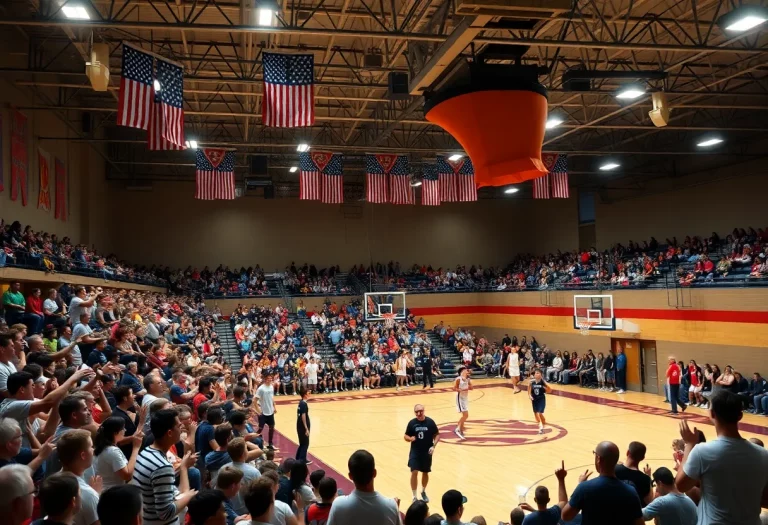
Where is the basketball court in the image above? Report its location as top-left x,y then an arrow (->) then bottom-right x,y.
270,378 -> 768,524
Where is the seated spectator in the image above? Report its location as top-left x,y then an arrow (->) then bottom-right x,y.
307,476 -> 338,525
245,475 -> 305,525
206,423 -> 234,485
36,471 -> 82,525
57,429 -> 100,525
188,488 -> 230,525
615,442 -> 652,506
215,465 -> 249,525
326,450 -> 400,525
675,390 -> 768,525
0,464 -> 36,525
518,461 -> 567,524
641,467 -> 696,525
97,485 -> 143,525
562,441 -> 643,525
440,489 -> 469,525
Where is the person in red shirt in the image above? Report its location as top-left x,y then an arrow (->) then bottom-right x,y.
687,360 -> 702,406
306,475 -> 337,525
666,357 -> 687,415
25,288 -> 45,334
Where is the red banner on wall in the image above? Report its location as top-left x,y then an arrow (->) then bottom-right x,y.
54,158 -> 67,222
37,148 -> 51,211
11,110 -> 29,206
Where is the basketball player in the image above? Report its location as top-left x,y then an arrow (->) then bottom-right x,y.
396,350 -> 409,391
404,403 -> 439,503
507,346 -> 522,393
453,367 -> 472,440
256,372 -> 278,450
529,369 -> 553,434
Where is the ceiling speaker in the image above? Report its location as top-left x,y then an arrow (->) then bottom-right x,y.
649,92 -> 670,127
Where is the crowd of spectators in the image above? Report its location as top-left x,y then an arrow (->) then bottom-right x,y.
281,263 -> 351,296
168,266 -> 272,297
1,219 -> 167,286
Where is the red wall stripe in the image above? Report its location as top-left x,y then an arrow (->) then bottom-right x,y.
409,305 -> 768,324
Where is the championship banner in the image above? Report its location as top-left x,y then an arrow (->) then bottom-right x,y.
37,148 -> 52,211
11,110 -> 29,206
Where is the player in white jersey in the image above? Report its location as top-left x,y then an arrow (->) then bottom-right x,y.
452,367 -> 472,440
256,372 -> 278,450
507,346 -> 522,393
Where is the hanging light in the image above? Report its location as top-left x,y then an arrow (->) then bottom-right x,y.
62,5 -> 90,19
297,143 -> 310,152
289,166 -> 298,173
545,116 -> 564,130
448,154 -> 463,162
697,138 -> 724,148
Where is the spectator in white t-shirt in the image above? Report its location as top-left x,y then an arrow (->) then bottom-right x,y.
43,288 -> 66,328
68,286 -> 100,325
93,416 -> 144,490
676,390 -> 768,525
327,450 -> 400,525
57,429 -> 101,525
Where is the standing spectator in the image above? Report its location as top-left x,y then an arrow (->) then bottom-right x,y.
223,438 -> 261,515
0,464 -> 35,525
36,471 -> 82,525
97,485 -> 143,525
327,450 -> 400,525
296,388 -> 311,464
57,429 -> 100,525
0,332 -> 19,398
93,416 -> 144,490
615,442 -> 652,506
440,489 -> 469,525
68,286 -> 100,325
518,461 -> 568,524
641,467 -> 696,525
133,409 -> 198,525
245,476 -> 305,525
675,390 -> 768,525
561,441 -> 644,525
2,283 -> 26,327
666,358 -> 687,415
188,489 -> 229,525
615,346 -> 627,394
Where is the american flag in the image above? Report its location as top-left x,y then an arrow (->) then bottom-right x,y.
387,155 -> 413,205
148,58 -> 186,151
262,52 -> 315,128
300,151 -> 344,203
195,149 -> 235,200
544,153 -> 569,198
117,44 -> 153,130
421,164 -> 440,206
437,155 -> 477,202
533,174 -> 550,199
364,154 -> 389,203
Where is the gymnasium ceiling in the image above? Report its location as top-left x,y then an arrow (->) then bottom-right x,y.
0,0 -> 767,200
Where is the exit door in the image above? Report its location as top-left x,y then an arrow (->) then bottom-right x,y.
640,342 -> 658,394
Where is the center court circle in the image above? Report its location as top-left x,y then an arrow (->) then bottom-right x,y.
437,418 -> 568,447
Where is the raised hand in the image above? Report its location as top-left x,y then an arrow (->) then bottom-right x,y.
89,475 -> 103,494
578,469 -> 592,483
38,436 -> 56,459
555,460 -> 568,481
679,419 -> 699,445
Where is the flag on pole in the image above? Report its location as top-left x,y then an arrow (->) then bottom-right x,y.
543,153 -> 569,198
148,58 -> 185,151
195,148 -> 235,200
54,157 -> 67,221
321,153 -> 344,204
299,152 -> 321,200
421,164 -> 440,206
117,44 -> 154,130
437,155 -> 476,202
262,53 -> 315,128
387,155 -> 413,205
37,148 -> 51,211
364,154 -> 389,204
532,174 -> 550,199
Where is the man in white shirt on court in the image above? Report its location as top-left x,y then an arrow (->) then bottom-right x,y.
256,373 -> 278,450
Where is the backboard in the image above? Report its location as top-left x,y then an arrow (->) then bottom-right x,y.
364,291 -> 407,321
573,294 -> 616,331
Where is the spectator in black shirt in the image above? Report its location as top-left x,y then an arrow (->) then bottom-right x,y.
615,441 -> 652,506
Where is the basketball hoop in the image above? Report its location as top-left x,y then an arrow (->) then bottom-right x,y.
578,319 -> 595,336
382,313 -> 395,329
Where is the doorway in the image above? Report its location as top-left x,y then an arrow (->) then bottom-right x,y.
612,338 -> 658,393
640,341 -> 659,394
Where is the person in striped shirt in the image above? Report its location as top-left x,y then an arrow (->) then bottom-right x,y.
133,408 -> 198,525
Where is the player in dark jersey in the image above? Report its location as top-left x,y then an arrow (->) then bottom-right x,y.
529,369 -> 553,435
404,403 -> 440,503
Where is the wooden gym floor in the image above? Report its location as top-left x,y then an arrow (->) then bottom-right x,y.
270,379 -> 768,524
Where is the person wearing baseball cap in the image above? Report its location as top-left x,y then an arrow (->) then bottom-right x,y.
642,467 -> 696,525
440,489 -> 469,525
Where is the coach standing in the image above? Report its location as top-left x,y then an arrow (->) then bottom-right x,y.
404,403 -> 439,504
666,357 -> 687,415
421,348 -> 435,389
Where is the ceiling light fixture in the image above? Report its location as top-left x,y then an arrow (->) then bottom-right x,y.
410,181 -> 423,187
545,117 -> 564,130
153,79 -> 161,92
184,140 -> 198,149
615,86 -> 645,100
289,166 -> 298,173
719,6 -> 768,32
599,162 -> 621,171
697,138 -> 724,148
504,187 -> 519,194
62,5 -> 90,19
296,143 -> 310,152
254,0 -> 280,27
448,154 -> 463,162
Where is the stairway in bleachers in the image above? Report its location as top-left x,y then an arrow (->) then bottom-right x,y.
215,320 -> 242,370
426,331 -> 487,380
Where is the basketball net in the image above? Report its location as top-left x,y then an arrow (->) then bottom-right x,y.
382,313 -> 395,329
578,319 -> 595,336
